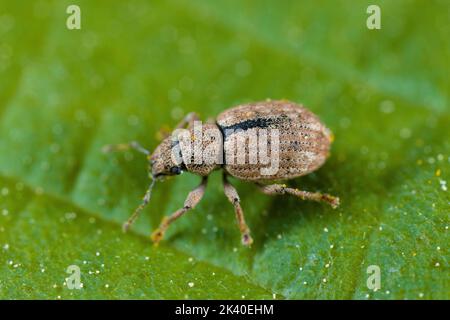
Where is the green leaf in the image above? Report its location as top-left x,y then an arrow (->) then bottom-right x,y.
0,0 -> 448,299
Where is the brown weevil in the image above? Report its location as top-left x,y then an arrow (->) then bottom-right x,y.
103,100 -> 340,246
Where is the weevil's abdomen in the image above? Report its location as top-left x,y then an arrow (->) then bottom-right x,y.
217,100 -> 332,181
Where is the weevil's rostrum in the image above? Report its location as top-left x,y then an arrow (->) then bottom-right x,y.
103,100 -> 340,247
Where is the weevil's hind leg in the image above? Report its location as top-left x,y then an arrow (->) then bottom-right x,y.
151,177 -> 207,245
102,141 -> 150,155
223,174 -> 253,246
256,183 -> 340,208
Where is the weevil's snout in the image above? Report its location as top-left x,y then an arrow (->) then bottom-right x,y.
150,137 -> 184,179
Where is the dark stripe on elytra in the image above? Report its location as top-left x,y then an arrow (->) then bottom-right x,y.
219,116 -> 288,136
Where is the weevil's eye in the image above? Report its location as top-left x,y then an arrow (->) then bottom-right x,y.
170,166 -> 182,175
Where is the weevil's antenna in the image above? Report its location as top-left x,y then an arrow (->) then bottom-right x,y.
122,176 -> 156,232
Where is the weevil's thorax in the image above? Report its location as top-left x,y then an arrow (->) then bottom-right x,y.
177,123 -> 223,176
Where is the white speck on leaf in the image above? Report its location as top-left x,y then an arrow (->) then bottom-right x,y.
439,179 -> 447,191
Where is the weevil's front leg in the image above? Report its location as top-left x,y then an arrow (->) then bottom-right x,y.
102,140 -> 150,155
151,177 -> 207,245
223,174 -> 253,246
256,183 -> 340,208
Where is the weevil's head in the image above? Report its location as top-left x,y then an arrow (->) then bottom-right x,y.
149,123 -> 223,179
149,136 -> 185,180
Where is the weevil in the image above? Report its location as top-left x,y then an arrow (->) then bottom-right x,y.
103,100 -> 340,246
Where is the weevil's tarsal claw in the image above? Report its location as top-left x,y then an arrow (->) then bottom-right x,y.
322,194 -> 340,209
150,228 -> 165,245
242,232 -> 253,247
122,221 -> 131,233
151,216 -> 169,245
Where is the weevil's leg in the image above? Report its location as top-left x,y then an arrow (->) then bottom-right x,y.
102,141 -> 150,155
122,179 -> 156,232
223,174 -> 253,246
151,177 -> 207,245
256,183 -> 340,209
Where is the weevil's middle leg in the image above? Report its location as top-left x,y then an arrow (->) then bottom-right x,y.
151,177 -> 207,245
256,183 -> 340,208
223,174 -> 253,246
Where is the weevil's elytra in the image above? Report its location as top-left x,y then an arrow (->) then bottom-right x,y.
217,101 -> 332,181
103,100 -> 340,247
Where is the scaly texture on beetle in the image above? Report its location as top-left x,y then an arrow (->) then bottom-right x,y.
103,100 -> 340,247
218,100 -> 332,181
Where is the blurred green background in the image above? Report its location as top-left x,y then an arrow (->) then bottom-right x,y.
0,0 -> 448,299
